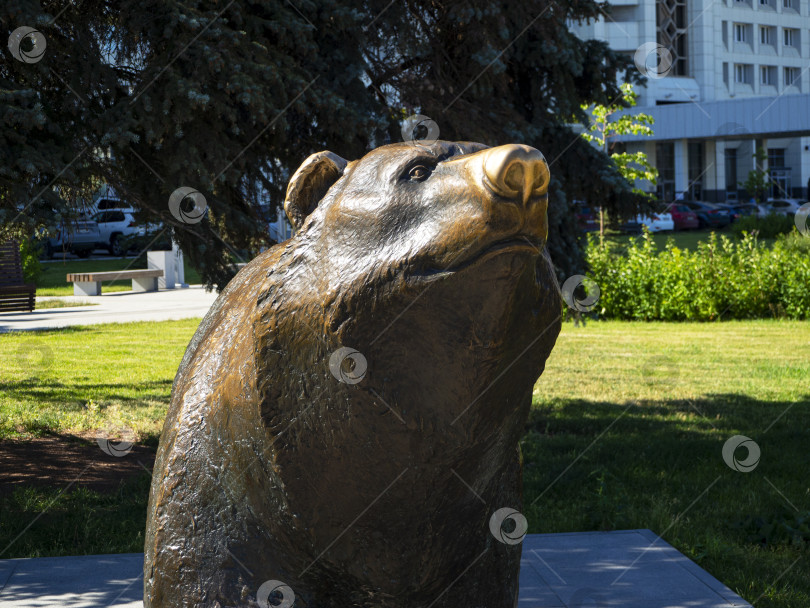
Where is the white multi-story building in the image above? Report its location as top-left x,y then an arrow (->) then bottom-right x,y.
572,0 -> 810,201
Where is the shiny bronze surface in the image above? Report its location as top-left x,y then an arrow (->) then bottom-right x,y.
144,140 -> 561,608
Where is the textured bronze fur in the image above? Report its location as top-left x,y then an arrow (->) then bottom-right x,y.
144,140 -> 561,608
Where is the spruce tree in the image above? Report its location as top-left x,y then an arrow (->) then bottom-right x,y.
2,0 -> 644,288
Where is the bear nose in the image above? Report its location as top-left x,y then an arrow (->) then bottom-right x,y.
483,144 -> 549,205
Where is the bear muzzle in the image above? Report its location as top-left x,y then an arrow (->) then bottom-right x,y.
482,144 -> 550,206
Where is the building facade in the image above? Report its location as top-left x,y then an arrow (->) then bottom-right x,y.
571,0 -> 810,202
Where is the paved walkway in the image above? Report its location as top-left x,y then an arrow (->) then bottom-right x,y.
0,286 -> 218,333
0,530 -> 751,607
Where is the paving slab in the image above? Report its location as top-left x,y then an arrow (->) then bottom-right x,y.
518,529 -> 751,607
0,530 -> 751,607
0,553 -> 142,607
0,286 -> 218,333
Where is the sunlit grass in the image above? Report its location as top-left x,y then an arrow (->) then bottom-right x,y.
0,319 -> 199,442
35,299 -> 98,309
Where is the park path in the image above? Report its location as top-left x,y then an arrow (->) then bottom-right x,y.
0,286 -> 218,332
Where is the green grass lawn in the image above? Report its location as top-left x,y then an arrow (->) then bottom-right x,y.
0,320 -> 198,441
36,257 -> 202,296
35,299 -> 98,309
1,319 -> 808,606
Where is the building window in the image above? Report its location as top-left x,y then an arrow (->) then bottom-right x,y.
725,149 -> 738,199
760,26 -> 774,46
610,6 -> 636,21
784,28 -> 797,47
759,0 -> 774,7
734,23 -> 748,43
723,62 -> 729,86
657,0 -> 688,76
656,143 -> 676,202
768,148 -> 786,168
735,64 -> 753,83
783,0 -> 797,9
688,142 -> 704,200
785,66 -> 801,86
761,66 -> 777,85
768,152 -> 791,199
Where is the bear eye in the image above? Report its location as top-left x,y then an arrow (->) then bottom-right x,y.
407,165 -> 431,181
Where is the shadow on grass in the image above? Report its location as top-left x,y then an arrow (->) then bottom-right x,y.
0,378 -> 174,408
522,394 -> 809,606
0,471 -> 152,559
521,394 -> 810,532
523,393 -> 808,527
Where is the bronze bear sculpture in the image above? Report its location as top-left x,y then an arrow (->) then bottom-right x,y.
144,140 -> 562,608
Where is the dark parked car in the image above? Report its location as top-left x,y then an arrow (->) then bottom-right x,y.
573,202 -> 599,232
665,203 -> 699,230
719,203 -> 759,222
681,201 -> 732,228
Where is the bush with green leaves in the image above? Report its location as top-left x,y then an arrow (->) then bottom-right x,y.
730,213 -> 795,239
586,229 -> 810,320
20,239 -> 42,285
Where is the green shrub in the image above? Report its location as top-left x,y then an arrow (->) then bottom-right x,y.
778,229 -> 810,255
19,238 -> 43,284
586,229 -> 810,320
730,212 -> 794,239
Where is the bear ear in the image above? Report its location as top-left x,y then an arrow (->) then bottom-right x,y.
284,151 -> 348,230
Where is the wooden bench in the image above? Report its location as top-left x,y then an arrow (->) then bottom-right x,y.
66,269 -> 163,296
0,241 -> 36,313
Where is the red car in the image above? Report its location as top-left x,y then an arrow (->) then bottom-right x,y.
574,202 -> 599,232
665,203 -> 699,230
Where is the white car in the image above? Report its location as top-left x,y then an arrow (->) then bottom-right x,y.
92,209 -> 143,255
49,209 -> 142,256
757,199 -> 803,217
635,212 -> 675,232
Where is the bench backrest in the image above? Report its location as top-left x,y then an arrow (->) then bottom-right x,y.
0,241 -> 27,287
